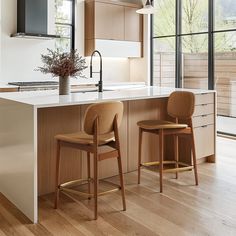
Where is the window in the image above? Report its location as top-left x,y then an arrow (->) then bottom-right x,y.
153,37 -> 176,87
55,0 -> 75,52
214,0 -> 236,31
153,0 -> 175,37
182,34 -> 208,90
151,0 -> 236,136
182,0 -> 208,34
152,0 -> 176,87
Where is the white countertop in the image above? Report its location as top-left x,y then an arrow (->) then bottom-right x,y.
0,86 -> 214,108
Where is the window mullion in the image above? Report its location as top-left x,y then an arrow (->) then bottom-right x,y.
71,0 -> 75,50
176,0 -> 182,88
208,0 -> 214,90
150,11 -> 154,86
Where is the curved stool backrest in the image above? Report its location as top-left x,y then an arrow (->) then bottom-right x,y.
167,91 -> 195,120
84,101 -> 124,135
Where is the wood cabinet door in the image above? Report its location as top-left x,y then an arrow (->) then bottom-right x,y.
125,7 -> 142,42
95,2 -> 124,40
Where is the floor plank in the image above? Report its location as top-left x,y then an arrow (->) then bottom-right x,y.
0,137 -> 236,235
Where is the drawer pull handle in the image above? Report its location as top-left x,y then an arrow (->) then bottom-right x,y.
201,104 -> 208,106
201,115 -> 207,117
201,125 -> 208,128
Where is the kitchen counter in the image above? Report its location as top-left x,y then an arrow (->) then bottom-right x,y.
0,86 -> 214,108
0,86 -> 216,223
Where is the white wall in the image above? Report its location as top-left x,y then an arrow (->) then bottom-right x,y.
0,0 -> 55,82
0,0 -> 132,83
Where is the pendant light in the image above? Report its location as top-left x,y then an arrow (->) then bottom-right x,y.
136,0 -> 155,15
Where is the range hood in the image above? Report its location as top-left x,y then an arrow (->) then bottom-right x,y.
11,0 -> 60,40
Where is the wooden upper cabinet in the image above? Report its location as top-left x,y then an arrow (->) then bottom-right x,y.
125,7 -> 142,42
85,0 -> 142,42
85,0 -> 95,40
85,0 -> 143,57
95,2 -> 124,40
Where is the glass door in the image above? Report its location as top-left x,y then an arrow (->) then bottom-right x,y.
214,0 -> 236,135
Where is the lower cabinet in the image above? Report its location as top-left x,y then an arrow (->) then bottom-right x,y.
193,93 -> 216,161
194,124 -> 215,159
192,114 -> 214,128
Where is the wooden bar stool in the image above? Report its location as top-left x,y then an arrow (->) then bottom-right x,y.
54,101 -> 126,220
137,91 -> 198,192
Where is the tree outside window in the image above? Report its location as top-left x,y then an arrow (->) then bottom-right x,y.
55,0 -> 74,52
153,0 -> 236,53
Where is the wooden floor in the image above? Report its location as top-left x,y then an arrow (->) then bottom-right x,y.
0,137 -> 236,236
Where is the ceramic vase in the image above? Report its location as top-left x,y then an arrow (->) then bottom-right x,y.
59,76 -> 70,95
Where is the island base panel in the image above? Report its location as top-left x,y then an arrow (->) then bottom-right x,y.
37,97 -> 215,195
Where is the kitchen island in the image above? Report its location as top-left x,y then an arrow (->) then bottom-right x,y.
0,86 -> 216,223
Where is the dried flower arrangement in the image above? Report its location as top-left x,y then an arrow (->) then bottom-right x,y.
36,49 -> 87,78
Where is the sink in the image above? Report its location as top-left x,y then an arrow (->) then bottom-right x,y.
71,89 -> 114,93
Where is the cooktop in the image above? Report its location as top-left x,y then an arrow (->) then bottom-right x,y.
8,81 -> 59,86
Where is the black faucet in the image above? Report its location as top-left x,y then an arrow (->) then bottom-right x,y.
90,50 -> 103,92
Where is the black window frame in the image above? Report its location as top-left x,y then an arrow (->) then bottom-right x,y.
151,0 -> 236,90
55,0 -> 75,51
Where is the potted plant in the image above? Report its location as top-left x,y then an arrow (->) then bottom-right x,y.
37,49 -> 87,95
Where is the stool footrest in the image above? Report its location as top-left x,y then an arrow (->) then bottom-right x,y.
60,187 -> 93,197
141,160 -> 175,167
101,179 -> 121,188
141,160 -> 193,173
141,160 -> 190,167
98,187 -> 121,196
60,186 -> 120,198
59,178 -> 122,198
60,178 -> 93,189
163,166 -> 194,173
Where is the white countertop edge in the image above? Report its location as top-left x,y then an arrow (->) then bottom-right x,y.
34,94 -> 169,109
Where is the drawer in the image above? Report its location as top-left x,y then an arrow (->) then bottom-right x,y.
195,93 -> 214,105
192,114 -> 214,128
194,103 -> 214,116
194,124 -> 215,159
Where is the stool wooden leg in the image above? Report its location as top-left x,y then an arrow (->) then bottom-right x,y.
174,135 -> 179,179
159,129 -> 164,193
54,140 -> 61,209
138,128 -> 143,184
114,114 -> 126,211
94,153 -> 98,220
87,152 -> 91,200
191,131 -> 199,186
117,150 -> 126,211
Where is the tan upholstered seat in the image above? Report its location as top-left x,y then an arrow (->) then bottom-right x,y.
137,120 -> 188,130
55,131 -> 114,145
137,91 -> 198,193
54,101 -> 126,220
